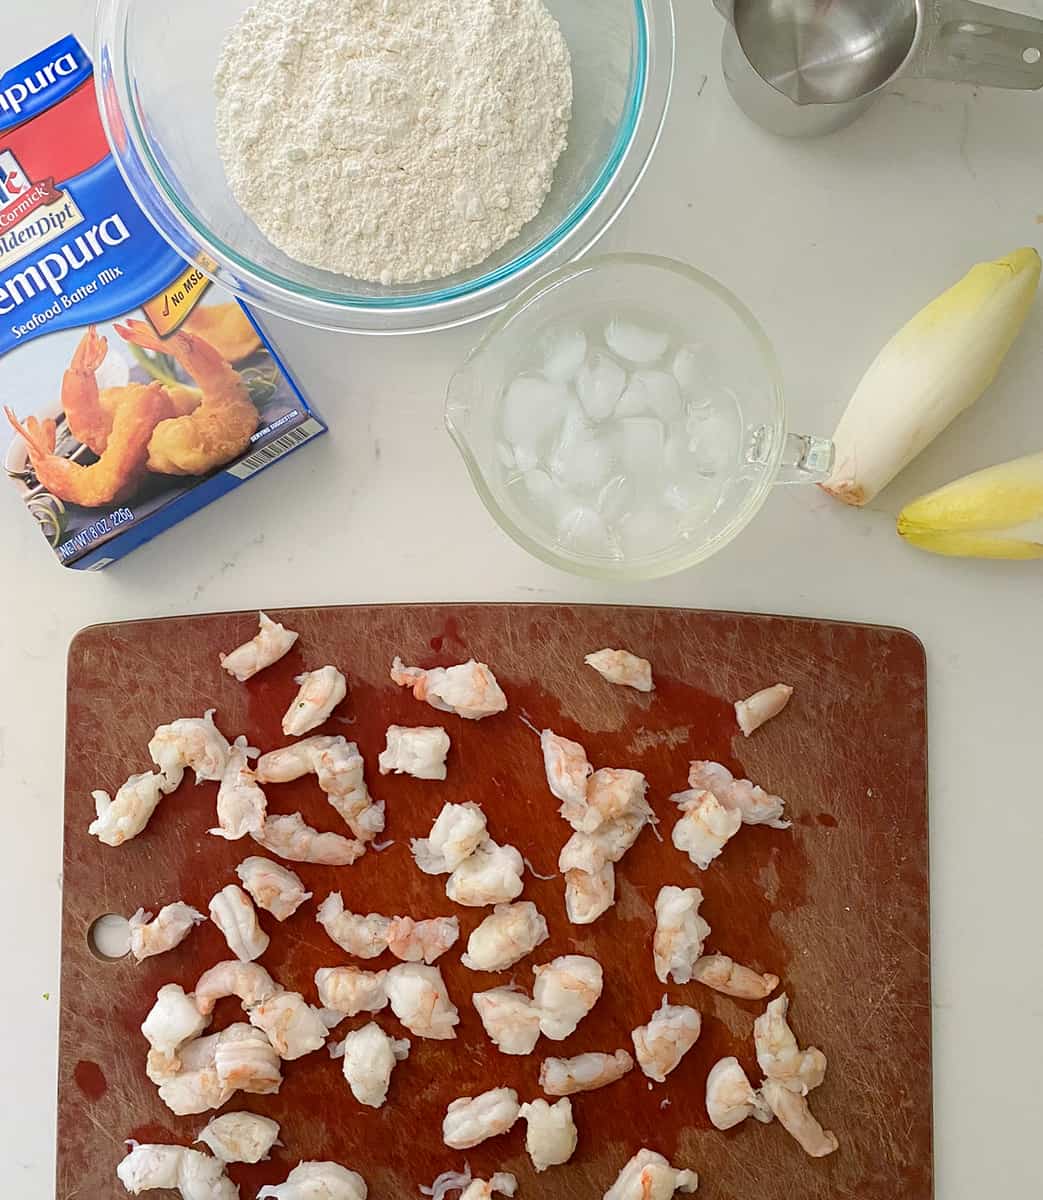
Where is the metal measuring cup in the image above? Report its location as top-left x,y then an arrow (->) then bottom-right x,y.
714,0 -> 1043,136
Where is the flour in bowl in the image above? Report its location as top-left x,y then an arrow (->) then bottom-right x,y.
214,0 -> 573,286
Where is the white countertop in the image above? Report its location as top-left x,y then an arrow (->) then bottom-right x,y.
2,1 -> 1041,1194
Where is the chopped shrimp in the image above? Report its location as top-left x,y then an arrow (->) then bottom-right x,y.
754,994 -> 827,1094
558,807 -> 648,875
653,886 -> 710,985
248,990 -> 331,1060
687,761 -> 789,829
391,657 -> 508,720
631,997 -> 702,1082
761,1079 -> 839,1157
89,771 -> 168,846
255,735 -> 337,782
315,967 -> 389,1016
443,1087 -> 521,1149
117,1142 -> 238,1200
735,683 -> 793,737
155,1030 -> 234,1115
129,902 -> 205,962
411,802 -> 488,874
604,1148 -> 698,1200
705,1057 -> 772,1131
669,789 -> 742,869
235,857 -> 312,921
149,708 -> 231,790
472,987 -> 542,1056
142,984 -> 210,1058
316,894 -> 391,958
194,960 -> 280,1015
540,729 -> 593,819
692,954 -> 778,1000
385,963 -> 460,1040
539,1049 -> 634,1096
532,954 -> 603,1040
282,666 -> 348,737
518,1098 -> 577,1171
258,1161 -> 367,1200
212,1024 -> 282,1095
210,736 -> 267,840
329,1022 -> 410,1107
251,812 -> 364,865
461,901 -> 549,972
378,725 -> 451,780
220,612 -> 299,682
312,739 -> 384,842
209,884 -> 270,963
584,648 -> 654,693
563,862 -> 615,925
386,915 -> 460,964
570,767 -> 650,835
196,1112 -> 281,1164
445,839 -> 525,907
458,1174 -> 517,1200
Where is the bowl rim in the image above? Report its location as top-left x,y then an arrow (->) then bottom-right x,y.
445,252 -> 788,581
94,0 -> 677,334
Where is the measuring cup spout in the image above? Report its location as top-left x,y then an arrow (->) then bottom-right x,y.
916,0 -> 1043,90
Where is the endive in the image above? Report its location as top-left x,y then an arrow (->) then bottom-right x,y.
823,248 -> 1040,506
898,451 -> 1043,559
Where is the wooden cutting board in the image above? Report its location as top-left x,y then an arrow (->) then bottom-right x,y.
58,604 -> 931,1200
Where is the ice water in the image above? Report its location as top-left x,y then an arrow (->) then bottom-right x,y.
495,310 -> 743,560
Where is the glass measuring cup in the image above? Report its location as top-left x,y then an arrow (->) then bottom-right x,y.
445,254 -> 833,580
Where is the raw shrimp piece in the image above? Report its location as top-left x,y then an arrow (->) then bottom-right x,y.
117,1142 -> 239,1199
571,767 -> 651,835
518,1098 -> 577,1171
761,1079 -> 838,1157
753,995 -> 827,1094
378,725 -> 451,780
251,812 -> 365,866
282,666 -> 348,737
258,1161 -> 367,1200
89,772 -> 169,846
705,1057 -> 772,1131
653,886 -> 710,985
235,857 -> 312,921
196,1112 -> 281,1163
210,737 -> 267,840
734,683 -> 793,737
220,612 -> 299,682
129,902 -> 206,962
540,729 -> 593,818
687,761 -> 789,829
443,1087 -> 521,1149
539,1049 -> 634,1096
385,963 -> 460,1039
149,709 -> 231,790
584,648 -> 654,693
248,991 -> 331,1060
386,915 -> 460,964
316,894 -> 391,958
213,1024 -> 282,1095
558,805 -> 650,874
603,1148 -> 699,1200
391,657 -> 508,720
411,802 -> 488,874
329,1021 -> 410,1107
472,987 -> 542,1055
156,1031 -> 234,1115
632,998 -> 702,1082
461,901 -> 549,972
209,885 -> 270,963
142,984 -> 210,1057
692,954 -> 778,1000
194,961 -> 280,1015
563,862 -> 616,925
533,954 -> 604,1040
254,736 -> 337,782
445,839 -> 525,906
315,967 -> 389,1016
669,789 -> 742,870
458,1174 -> 517,1200
311,739 -> 384,842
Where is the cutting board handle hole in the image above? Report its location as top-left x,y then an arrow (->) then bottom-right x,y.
87,913 -> 132,961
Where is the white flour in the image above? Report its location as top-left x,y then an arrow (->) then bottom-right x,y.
214,0 -> 572,286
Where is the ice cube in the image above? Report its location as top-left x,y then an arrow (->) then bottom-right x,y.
597,474 -> 636,525
616,506 -> 676,557
628,370 -> 682,422
514,445 -> 539,473
577,353 -> 626,421
662,479 -> 718,529
615,381 -> 649,418
523,468 -> 557,506
542,330 -> 588,383
496,441 -> 516,471
551,435 -> 614,491
618,417 -> 665,475
689,413 -> 740,478
557,505 -> 613,556
501,375 -> 570,447
605,319 -> 670,365
673,343 -> 718,393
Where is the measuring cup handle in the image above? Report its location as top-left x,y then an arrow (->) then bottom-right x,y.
747,429 -> 835,485
917,0 -> 1043,90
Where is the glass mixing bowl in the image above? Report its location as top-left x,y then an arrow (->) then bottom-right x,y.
94,0 -> 675,334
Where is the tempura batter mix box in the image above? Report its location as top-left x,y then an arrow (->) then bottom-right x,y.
0,36 -> 326,570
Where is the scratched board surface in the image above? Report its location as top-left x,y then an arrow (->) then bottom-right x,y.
58,604 -> 931,1200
